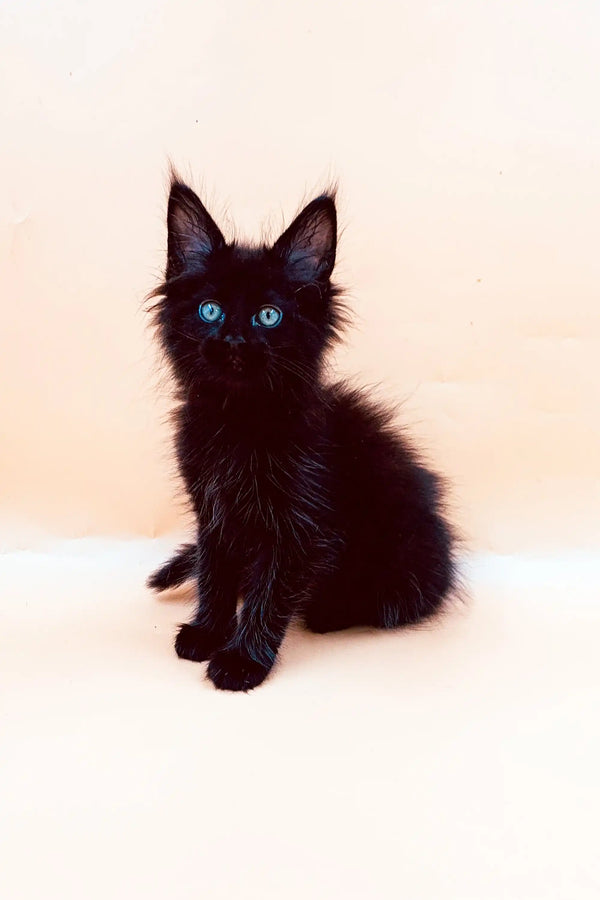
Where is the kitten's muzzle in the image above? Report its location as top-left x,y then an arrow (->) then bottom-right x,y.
203,335 -> 264,378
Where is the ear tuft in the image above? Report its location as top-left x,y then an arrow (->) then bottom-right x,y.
166,177 -> 224,279
273,195 -> 337,285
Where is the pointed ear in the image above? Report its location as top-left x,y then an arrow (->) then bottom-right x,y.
273,195 -> 337,285
166,179 -> 224,279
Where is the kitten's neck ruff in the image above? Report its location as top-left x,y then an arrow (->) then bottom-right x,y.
185,374 -> 325,418
182,379 -> 327,449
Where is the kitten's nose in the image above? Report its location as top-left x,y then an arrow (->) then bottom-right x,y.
224,335 -> 245,371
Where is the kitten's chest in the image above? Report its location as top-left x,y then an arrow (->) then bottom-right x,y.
178,413 -> 329,536
180,425 -> 294,521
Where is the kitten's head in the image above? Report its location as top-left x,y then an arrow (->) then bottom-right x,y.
151,176 -> 345,399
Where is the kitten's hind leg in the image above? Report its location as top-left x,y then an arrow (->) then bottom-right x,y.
147,543 -> 197,591
304,533 -> 455,635
304,601 -> 366,634
303,576 -> 444,634
303,570 -> 376,634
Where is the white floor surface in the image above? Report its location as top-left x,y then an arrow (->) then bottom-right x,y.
2,540 -> 599,899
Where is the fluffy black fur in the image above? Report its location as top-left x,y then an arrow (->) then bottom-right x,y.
148,174 -> 456,691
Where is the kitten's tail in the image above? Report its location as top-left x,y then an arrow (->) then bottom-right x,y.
147,543 -> 197,591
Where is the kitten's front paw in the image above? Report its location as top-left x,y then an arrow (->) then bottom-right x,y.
207,648 -> 272,692
175,623 -> 223,663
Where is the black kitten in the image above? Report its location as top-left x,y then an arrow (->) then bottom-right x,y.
148,174 -> 456,691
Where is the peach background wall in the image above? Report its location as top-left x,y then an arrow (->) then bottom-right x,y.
1,0 -> 599,553
3,7 -> 600,899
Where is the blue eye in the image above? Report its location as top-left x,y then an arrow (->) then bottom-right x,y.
256,305 -> 283,328
199,301 -> 223,323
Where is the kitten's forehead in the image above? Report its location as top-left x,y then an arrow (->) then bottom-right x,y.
211,245 -> 281,298
232,243 -> 277,273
